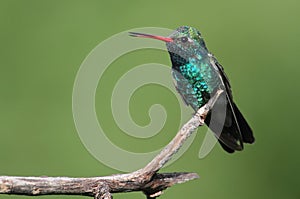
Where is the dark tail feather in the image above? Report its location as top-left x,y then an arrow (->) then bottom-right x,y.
204,93 -> 254,153
218,139 -> 235,153
232,103 -> 255,144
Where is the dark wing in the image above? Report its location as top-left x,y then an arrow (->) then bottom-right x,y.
210,55 -> 233,97
208,55 -> 254,152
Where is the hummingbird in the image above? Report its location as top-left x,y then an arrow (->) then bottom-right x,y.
129,26 -> 254,153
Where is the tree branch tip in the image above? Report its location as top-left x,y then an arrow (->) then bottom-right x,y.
158,172 -> 199,180
195,89 -> 224,122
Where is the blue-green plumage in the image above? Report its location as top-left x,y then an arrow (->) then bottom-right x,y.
166,26 -> 221,110
129,26 -> 255,153
171,53 -> 220,110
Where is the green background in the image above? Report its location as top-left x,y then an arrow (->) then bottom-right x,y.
1,0 -> 299,199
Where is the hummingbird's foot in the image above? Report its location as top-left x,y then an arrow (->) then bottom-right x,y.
195,106 -> 207,124
195,89 -> 224,124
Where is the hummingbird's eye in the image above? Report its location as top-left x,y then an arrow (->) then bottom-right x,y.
181,37 -> 188,43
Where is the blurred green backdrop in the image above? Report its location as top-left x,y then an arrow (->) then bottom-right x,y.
0,0 -> 299,198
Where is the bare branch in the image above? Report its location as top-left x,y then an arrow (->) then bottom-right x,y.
0,173 -> 198,197
140,89 -> 223,176
95,183 -> 111,199
0,90 -> 223,198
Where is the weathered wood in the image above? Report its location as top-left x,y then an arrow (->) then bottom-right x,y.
0,172 -> 198,197
0,90 -> 223,198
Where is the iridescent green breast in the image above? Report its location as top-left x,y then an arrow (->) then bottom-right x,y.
172,56 -> 220,110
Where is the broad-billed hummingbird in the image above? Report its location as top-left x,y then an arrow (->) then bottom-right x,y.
129,26 -> 254,153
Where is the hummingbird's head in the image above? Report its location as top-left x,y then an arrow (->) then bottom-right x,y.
129,26 -> 208,63
166,26 -> 207,56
